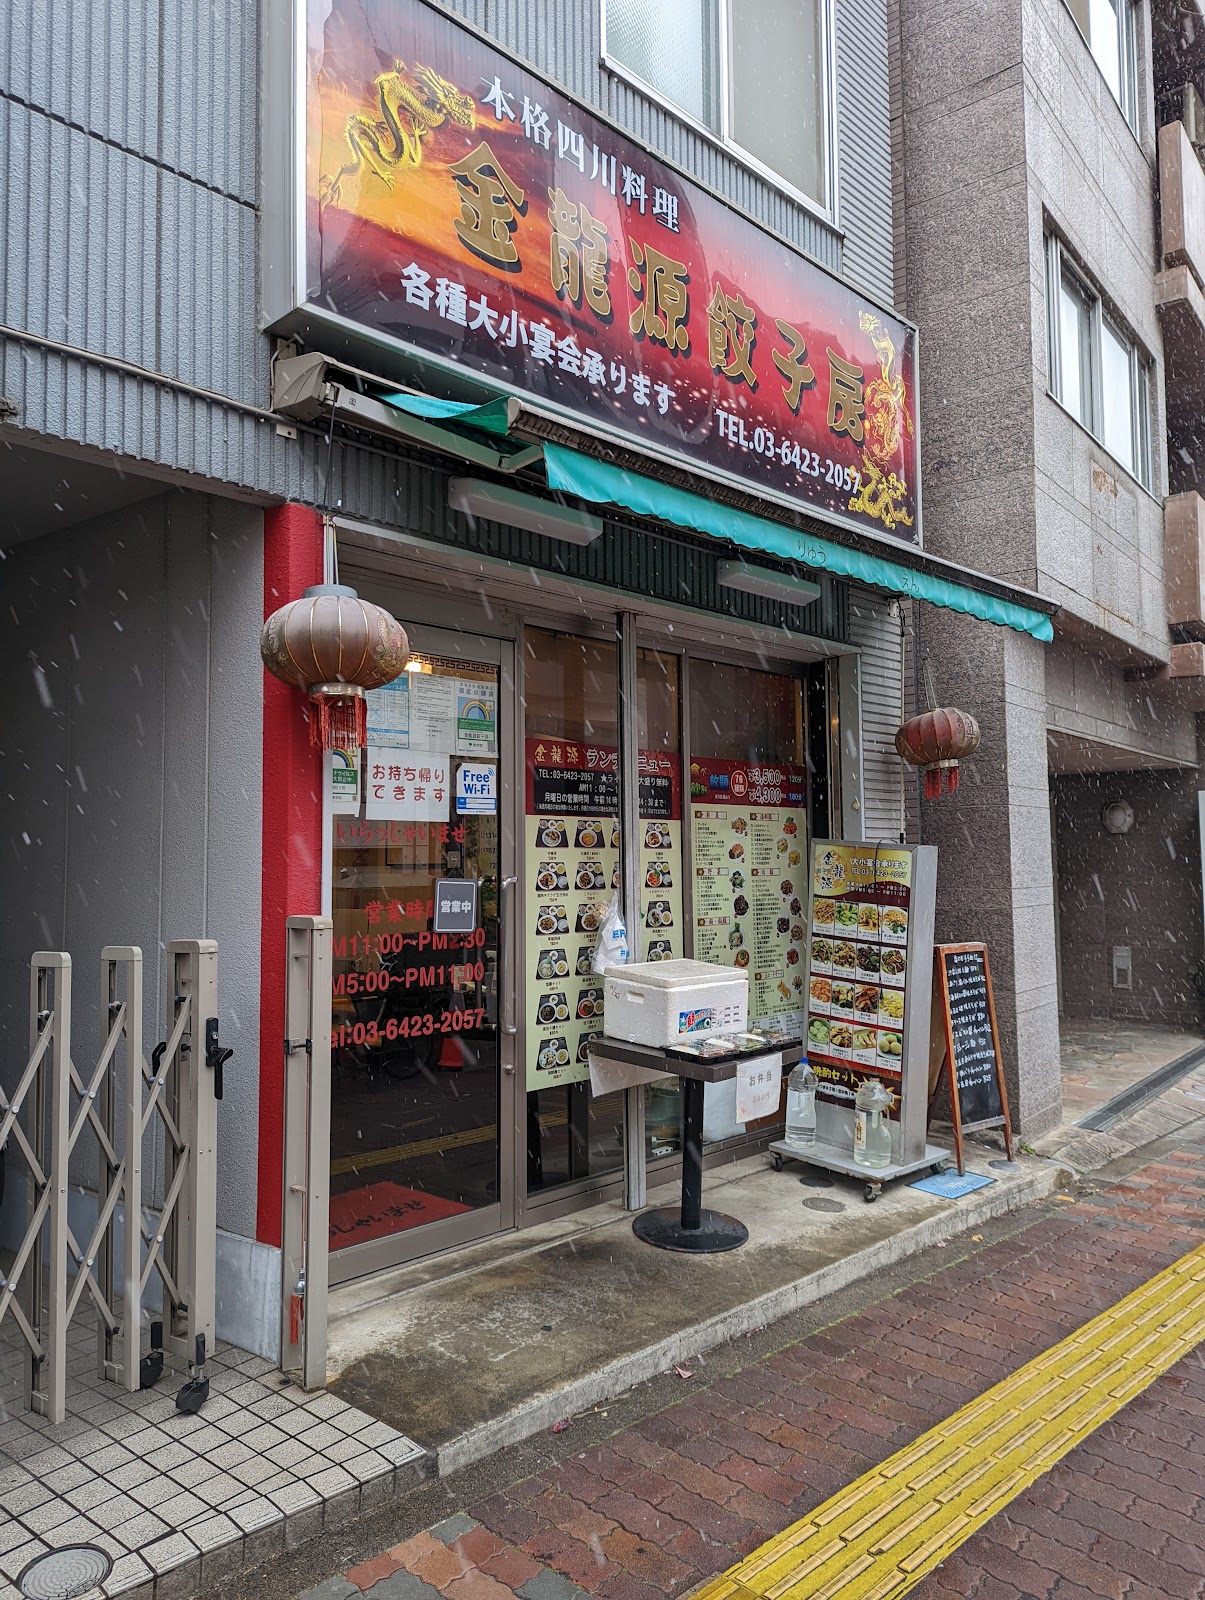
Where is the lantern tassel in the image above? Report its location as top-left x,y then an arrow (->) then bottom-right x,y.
310,695 -> 367,752
921,764 -> 963,799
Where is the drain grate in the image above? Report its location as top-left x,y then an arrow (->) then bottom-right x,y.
801,1196 -> 846,1213
18,1546 -> 112,1600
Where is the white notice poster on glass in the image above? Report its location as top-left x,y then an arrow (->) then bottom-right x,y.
409,675 -> 458,750
328,747 -> 361,814
365,678 -> 410,748
364,747 -> 450,821
456,679 -> 498,755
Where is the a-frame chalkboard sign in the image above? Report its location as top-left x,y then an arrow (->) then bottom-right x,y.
932,943 -> 1013,1174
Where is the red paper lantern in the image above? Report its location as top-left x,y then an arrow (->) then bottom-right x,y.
260,584 -> 409,750
895,707 -> 981,799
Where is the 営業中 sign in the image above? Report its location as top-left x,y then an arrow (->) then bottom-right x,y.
433,878 -> 478,935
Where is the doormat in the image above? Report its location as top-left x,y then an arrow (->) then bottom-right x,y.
909,1170 -> 995,1200
329,1181 -> 472,1246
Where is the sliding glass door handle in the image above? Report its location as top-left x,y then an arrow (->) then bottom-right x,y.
499,875 -> 519,1037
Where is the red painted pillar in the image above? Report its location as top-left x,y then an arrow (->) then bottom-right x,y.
257,504 -> 324,1248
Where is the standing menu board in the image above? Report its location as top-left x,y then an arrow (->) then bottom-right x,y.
525,739 -> 682,1090
689,759 -> 808,1030
805,843 -> 915,1114
933,943 -> 1013,1173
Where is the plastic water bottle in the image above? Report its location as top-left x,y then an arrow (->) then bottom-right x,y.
853,1078 -> 893,1170
785,1057 -> 818,1149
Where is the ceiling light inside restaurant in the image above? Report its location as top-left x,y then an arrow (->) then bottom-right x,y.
448,477 -> 604,546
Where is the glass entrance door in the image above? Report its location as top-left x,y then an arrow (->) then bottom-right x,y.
327,625 -> 517,1280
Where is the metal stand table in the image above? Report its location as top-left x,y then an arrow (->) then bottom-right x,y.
589,1036 -> 803,1253
767,1137 -> 950,1203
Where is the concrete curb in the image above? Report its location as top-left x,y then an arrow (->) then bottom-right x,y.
435,1161 -> 1063,1476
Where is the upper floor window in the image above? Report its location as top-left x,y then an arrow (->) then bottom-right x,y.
601,0 -> 830,210
1045,234 -> 1152,488
1063,0 -> 1139,129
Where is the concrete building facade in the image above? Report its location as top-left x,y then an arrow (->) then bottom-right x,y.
894,0 -> 1205,1131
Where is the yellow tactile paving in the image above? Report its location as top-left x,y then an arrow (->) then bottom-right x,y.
690,1239 -> 1205,1600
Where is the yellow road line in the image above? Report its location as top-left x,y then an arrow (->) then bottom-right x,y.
692,1239 -> 1205,1600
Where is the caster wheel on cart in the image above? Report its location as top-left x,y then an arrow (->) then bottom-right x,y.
930,1162 -> 947,1176
864,1184 -> 881,1203
770,1152 -> 785,1172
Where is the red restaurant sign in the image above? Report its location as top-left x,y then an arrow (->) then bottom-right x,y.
301,0 -> 920,542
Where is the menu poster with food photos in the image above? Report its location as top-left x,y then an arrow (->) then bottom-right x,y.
805,842 -> 914,1113
688,758 -> 808,1029
525,739 -> 682,1090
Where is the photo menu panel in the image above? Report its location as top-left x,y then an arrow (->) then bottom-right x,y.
805,843 -> 913,1113
689,758 -> 808,1030
525,739 -> 682,1091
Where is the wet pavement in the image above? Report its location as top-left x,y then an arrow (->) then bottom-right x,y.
1057,1021 -> 1205,1124
324,1142 -> 1051,1477
283,1122 -> 1205,1600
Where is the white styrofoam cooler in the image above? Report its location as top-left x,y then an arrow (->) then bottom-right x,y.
603,958 -> 749,1047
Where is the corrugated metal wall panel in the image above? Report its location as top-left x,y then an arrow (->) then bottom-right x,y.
6,99 -> 261,404
157,174 -> 260,400
160,0 -> 258,202
3,102 -> 160,365
900,598 -> 921,842
2,0 -> 160,159
848,586 -> 905,843
2,0 -> 254,201
834,0 -> 894,303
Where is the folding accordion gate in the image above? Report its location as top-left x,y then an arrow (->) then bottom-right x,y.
0,941 -> 221,1423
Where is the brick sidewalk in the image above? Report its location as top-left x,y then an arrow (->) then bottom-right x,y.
305,1145 -> 1205,1600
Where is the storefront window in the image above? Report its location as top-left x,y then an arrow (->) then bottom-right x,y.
523,628 -> 627,1192
689,659 -> 808,1139
639,648 -> 685,1158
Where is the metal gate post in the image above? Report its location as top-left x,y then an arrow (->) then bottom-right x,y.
101,947 -> 143,1390
281,916 -> 332,1390
25,954 -> 71,1423
164,940 -> 218,1362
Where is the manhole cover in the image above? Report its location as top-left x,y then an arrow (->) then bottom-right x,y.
799,1173 -> 834,1188
801,1196 -> 846,1214
988,1160 -> 1022,1172
18,1546 -> 112,1600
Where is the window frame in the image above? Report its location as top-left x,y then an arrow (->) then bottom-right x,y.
599,0 -> 838,222
1061,0 -> 1141,133
1044,232 -> 1154,490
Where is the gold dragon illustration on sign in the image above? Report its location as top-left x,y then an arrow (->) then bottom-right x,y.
848,311 -> 914,534
319,60 -> 477,208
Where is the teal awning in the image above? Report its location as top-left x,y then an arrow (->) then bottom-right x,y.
380,392 -> 539,469
543,445 -> 1054,644
383,392 -> 513,436
376,391 -> 1054,643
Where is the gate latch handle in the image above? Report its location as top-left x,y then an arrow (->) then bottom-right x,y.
205,1017 -> 233,1101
